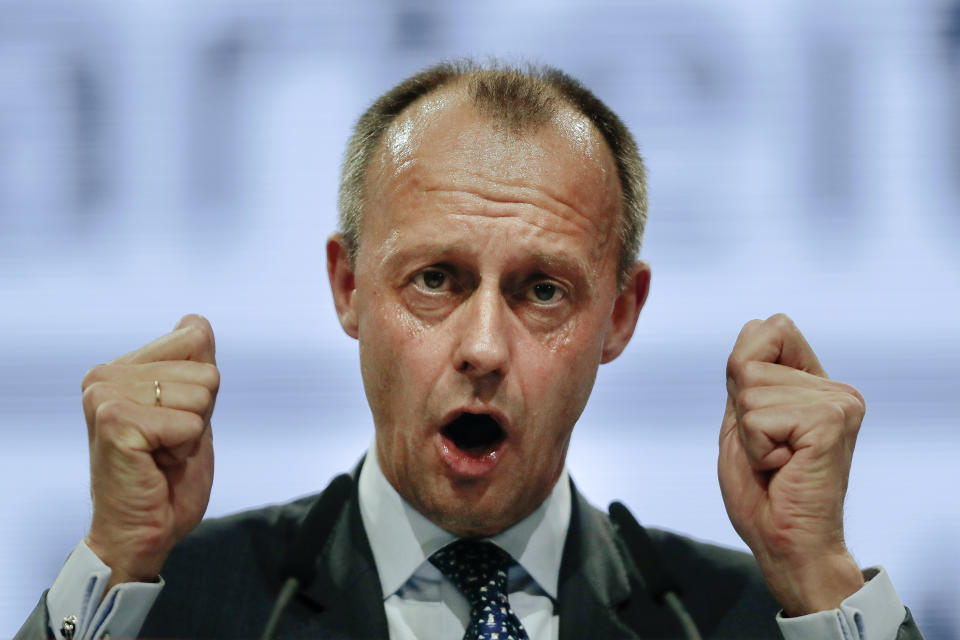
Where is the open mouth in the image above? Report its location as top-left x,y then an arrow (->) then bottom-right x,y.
440,412 -> 506,455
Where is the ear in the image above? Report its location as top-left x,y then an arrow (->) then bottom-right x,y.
600,261 -> 651,364
327,233 -> 359,339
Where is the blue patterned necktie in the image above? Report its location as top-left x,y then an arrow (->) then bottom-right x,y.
430,540 -> 530,640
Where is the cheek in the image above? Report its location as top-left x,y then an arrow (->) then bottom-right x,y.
359,303 -> 450,412
525,332 -> 603,428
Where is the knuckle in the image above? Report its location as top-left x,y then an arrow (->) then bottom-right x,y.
82,382 -> 110,415
766,312 -> 795,330
737,318 -> 763,340
737,388 -> 757,412
823,401 -> 847,425
82,364 -> 110,390
94,399 -> 127,428
740,360 -> 766,387
200,363 -> 221,392
197,386 -> 213,408
839,383 -> 866,411
184,411 -> 205,435
185,322 -> 216,355
726,353 -> 748,382
738,409 -> 759,435
185,313 -> 213,333
840,392 -> 866,423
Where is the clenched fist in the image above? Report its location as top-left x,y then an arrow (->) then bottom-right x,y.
82,314 -> 219,589
718,314 -> 865,616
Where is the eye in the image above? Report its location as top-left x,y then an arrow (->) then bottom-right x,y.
412,268 -> 452,292
526,281 -> 565,304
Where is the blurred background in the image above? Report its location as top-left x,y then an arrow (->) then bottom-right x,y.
1,0 -> 958,636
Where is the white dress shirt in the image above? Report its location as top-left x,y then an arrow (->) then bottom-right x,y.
358,445 -> 569,640
45,445 -> 907,639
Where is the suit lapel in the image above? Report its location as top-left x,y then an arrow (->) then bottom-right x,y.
281,474 -> 391,640
269,470 -> 687,639
559,481 -> 686,640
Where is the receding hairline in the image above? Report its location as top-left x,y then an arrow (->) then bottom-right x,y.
338,60 -> 648,289
368,77 -> 618,188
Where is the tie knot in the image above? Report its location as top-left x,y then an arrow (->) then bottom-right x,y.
430,540 -> 529,640
430,540 -> 515,608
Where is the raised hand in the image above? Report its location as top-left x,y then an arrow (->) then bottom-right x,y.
82,314 -> 219,588
718,314 -> 865,616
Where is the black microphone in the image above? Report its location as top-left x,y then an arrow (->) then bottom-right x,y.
608,501 -> 703,640
260,473 -> 354,640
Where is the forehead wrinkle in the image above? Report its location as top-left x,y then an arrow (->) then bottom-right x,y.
420,178 -> 610,243
378,240 -> 473,273
365,90 -> 621,275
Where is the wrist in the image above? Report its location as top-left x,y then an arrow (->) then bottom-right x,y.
759,549 -> 864,616
84,533 -> 165,587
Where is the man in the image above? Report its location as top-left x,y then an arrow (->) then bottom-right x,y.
18,61 -> 922,639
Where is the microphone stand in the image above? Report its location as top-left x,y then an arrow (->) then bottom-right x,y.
609,501 -> 703,640
260,474 -> 354,640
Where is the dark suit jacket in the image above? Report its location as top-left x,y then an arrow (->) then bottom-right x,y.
17,476 -> 923,639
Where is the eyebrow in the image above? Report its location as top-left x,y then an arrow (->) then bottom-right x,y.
379,242 -> 471,273
379,243 -> 595,296
525,252 -> 595,296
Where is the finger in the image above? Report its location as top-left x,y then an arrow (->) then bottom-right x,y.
173,314 -> 217,364
736,386 -> 821,417
737,405 -> 800,471
86,380 -> 213,415
150,381 -> 215,416
734,386 -> 866,429
154,424 -> 210,468
738,399 -> 859,470
95,400 -> 206,454
110,315 -> 216,366
84,361 -> 220,392
727,314 -> 827,380
729,361 -> 841,394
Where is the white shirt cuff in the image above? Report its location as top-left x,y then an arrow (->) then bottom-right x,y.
46,540 -> 163,639
777,566 -> 906,640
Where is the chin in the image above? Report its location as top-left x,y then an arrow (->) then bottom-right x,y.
433,510 -> 514,538
419,489 -> 535,538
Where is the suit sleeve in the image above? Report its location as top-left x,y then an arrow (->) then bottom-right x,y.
777,567 -> 924,640
897,609 -> 924,640
14,541 -> 162,640
15,593 -> 54,640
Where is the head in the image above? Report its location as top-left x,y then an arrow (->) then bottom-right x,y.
328,60 -> 651,536
338,60 -> 648,290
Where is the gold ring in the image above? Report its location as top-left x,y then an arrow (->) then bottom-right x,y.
154,380 -> 162,407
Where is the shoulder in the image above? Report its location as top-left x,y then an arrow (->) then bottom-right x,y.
640,526 -> 781,634
645,525 -> 765,581
142,493 -> 323,636
574,495 -> 782,637
168,494 -> 317,576
574,491 -> 765,590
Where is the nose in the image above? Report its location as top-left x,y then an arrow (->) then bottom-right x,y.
453,285 -> 511,379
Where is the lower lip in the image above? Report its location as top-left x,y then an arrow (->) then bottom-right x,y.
436,434 -> 504,478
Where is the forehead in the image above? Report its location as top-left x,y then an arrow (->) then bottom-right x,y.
364,87 -> 623,243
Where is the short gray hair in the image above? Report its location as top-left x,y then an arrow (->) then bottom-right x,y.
338,59 -> 647,288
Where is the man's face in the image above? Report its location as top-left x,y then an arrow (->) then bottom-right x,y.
329,90 -> 648,536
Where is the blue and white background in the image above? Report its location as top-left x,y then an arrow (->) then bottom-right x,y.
1,0 -> 958,637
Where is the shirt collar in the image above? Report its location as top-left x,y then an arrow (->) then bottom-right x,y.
358,438 -> 571,601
